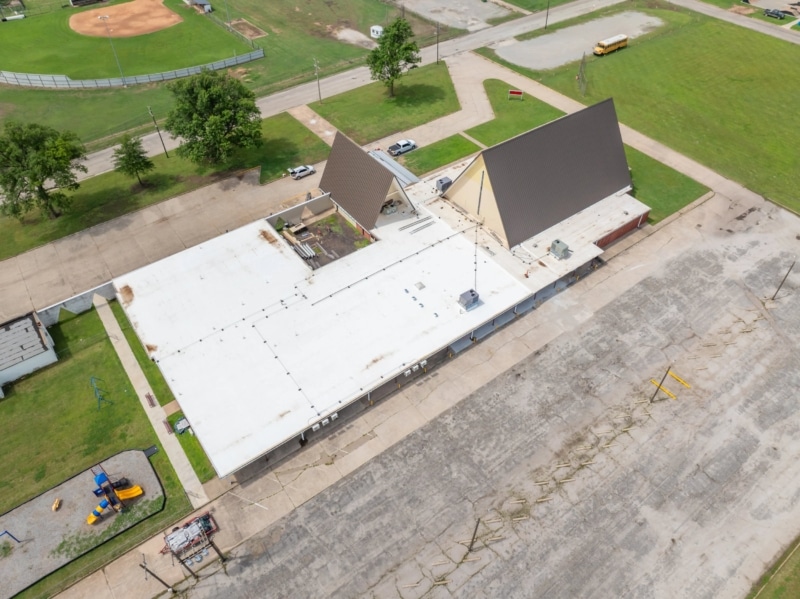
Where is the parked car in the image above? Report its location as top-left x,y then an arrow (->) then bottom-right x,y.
387,139 -> 417,156
288,165 -> 316,179
764,8 -> 785,19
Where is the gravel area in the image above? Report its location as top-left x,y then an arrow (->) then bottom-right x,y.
492,11 -> 664,69
0,450 -> 164,599
399,0 -> 514,31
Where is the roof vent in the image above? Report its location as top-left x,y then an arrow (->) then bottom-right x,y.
458,289 -> 480,311
550,239 -> 570,260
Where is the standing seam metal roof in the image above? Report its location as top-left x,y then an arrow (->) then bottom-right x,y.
481,98 -> 631,248
319,133 -> 396,230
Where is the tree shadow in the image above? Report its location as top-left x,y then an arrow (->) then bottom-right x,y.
391,84 -> 445,108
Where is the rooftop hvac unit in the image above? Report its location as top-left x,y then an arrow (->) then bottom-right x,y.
436,177 -> 452,194
458,289 -> 480,310
550,239 -> 570,260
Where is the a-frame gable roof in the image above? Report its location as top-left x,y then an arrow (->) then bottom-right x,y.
319,132 -> 395,230
481,98 -> 631,248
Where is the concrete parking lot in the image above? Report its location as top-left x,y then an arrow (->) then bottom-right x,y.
164,187 -> 800,598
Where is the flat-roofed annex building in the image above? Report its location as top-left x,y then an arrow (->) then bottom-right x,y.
0,313 -> 57,398
115,100 -> 650,478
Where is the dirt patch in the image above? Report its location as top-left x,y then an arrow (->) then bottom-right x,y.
69,0 -> 183,38
334,27 -> 377,49
119,285 -> 134,305
230,18 -> 267,40
227,66 -> 250,81
145,343 -> 158,353
729,5 -> 756,14
259,229 -> 278,244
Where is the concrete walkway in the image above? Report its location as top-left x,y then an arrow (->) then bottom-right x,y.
92,295 -> 209,509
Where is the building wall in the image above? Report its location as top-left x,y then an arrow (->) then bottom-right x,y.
595,211 -> 650,248
0,347 -> 57,395
36,282 -> 116,327
446,156 -> 509,247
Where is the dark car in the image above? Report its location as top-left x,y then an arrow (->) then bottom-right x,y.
764,8 -> 785,19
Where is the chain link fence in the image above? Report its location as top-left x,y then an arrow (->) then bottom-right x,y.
0,48 -> 264,89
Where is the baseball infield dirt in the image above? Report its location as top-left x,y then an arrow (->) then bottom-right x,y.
69,0 -> 183,38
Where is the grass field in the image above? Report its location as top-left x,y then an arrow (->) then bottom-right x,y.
399,134 -> 481,175
625,146 -> 708,222
311,62 -> 460,144
479,4 -> 800,213
0,112 -> 330,261
0,308 -> 192,598
167,412 -> 216,483
465,79 -> 565,147
0,0 -> 251,78
500,0 -> 580,13
0,0 -> 462,150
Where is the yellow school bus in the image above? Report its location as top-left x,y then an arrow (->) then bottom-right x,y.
593,34 -> 628,56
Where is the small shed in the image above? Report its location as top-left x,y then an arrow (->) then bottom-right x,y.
0,313 -> 57,398
370,25 -> 383,39
192,0 -> 213,13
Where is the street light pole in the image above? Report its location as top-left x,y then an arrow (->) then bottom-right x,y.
148,106 -> 169,158
313,58 -> 322,104
98,15 -> 125,86
436,22 -> 440,64
223,0 -> 230,24
544,0 -> 551,30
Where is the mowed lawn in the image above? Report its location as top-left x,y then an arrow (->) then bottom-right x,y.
0,0 -> 460,149
311,62 -> 460,144
0,112 -> 329,261
0,0 -> 251,78
533,7 -> 800,211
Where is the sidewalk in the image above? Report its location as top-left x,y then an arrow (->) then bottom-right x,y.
92,295 -> 209,509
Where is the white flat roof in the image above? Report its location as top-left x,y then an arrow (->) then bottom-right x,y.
116,201 -> 531,477
118,165 -> 648,478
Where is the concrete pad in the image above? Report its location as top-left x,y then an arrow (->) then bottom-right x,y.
281,464 -> 342,508
333,434 -> 386,478
52,234 -> 112,294
94,234 -> 149,278
0,258 -> 31,321
137,219 -> 187,265
373,405 -> 429,448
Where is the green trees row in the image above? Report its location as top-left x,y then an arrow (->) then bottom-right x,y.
0,70 -> 262,220
0,17 -> 420,221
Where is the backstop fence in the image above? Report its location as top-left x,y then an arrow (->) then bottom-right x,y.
0,48 -> 264,89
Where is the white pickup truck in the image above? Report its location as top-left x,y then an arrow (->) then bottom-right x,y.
387,139 -> 416,156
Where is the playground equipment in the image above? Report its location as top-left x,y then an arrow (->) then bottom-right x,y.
86,466 -> 144,525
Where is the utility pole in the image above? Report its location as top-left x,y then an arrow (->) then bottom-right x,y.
98,16 -> 125,86
545,0 -> 551,30
313,58 -> 322,104
223,0 -> 230,24
148,106 -> 169,158
436,22 -> 440,64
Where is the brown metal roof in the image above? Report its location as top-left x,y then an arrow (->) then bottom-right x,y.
319,132 -> 395,230
481,98 -> 631,248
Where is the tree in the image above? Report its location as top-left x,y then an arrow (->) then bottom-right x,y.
366,18 -> 421,98
164,70 -> 262,165
113,135 -> 155,186
0,121 -> 87,219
